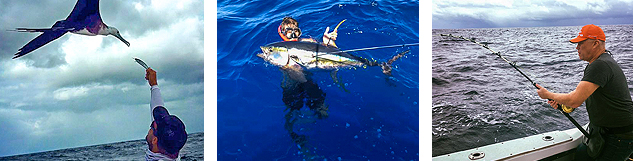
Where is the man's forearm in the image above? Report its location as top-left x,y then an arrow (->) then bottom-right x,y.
548,91 -> 583,108
150,85 -> 165,120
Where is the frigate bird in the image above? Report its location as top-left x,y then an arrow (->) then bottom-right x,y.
12,0 -> 130,59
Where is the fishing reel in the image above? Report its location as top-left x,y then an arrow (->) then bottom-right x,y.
547,98 -> 574,113
558,103 -> 575,113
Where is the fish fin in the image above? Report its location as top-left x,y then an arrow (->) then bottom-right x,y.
380,50 -> 410,76
289,55 -> 309,69
330,69 -> 350,93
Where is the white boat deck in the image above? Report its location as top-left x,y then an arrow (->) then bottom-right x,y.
433,124 -> 587,161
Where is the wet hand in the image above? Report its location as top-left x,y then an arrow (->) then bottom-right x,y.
323,27 -> 337,45
145,68 -> 158,86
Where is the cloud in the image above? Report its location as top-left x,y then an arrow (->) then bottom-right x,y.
100,0 -> 203,37
0,0 -> 203,157
2,15 -> 203,91
53,86 -> 92,101
433,0 -> 633,29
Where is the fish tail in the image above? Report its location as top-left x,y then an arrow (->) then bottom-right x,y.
379,50 -> 410,76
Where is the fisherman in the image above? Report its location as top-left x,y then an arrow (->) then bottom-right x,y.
276,17 -> 339,159
144,68 -> 188,161
277,16 -> 337,118
536,24 -> 633,160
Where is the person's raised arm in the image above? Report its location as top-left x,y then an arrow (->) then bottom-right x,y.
145,68 -> 164,120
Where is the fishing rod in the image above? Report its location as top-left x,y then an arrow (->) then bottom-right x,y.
439,34 -> 590,138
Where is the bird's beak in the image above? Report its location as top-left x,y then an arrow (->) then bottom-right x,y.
113,33 -> 130,47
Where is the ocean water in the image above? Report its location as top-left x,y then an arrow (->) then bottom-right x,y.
0,132 -> 203,160
432,25 -> 633,156
218,0 -> 419,160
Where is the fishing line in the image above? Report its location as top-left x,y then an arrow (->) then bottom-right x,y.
438,34 -> 590,138
330,43 -> 420,54
322,20 -> 418,54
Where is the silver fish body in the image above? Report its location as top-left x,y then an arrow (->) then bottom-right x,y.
258,41 -> 369,70
258,41 -> 410,76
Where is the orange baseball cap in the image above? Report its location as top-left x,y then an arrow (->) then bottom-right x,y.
570,24 -> 605,43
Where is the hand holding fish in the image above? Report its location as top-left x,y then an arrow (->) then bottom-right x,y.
145,68 -> 158,86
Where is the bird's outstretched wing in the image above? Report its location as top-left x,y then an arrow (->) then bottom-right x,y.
14,27 -> 69,33
65,0 -> 101,22
14,30 -> 68,59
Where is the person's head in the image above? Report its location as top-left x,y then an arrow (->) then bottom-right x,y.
279,17 -> 302,41
570,24 -> 606,63
146,106 -> 187,158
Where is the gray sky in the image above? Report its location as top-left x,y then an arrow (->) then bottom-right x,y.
0,0 -> 203,156
433,0 -> 633,29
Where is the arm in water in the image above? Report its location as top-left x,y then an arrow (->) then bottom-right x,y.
146,68 -> 164,120
536,81 -> 599,108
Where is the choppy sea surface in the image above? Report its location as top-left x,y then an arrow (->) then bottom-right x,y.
432,25 -> 633,156
0,132 -> 203,160
218,0 -> 419,160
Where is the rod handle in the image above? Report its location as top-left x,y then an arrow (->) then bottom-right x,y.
534,83 -> 575,113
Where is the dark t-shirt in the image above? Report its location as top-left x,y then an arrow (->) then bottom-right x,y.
582,53 -> 633,128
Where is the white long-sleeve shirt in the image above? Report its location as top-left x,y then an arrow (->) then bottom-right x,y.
146,85 -> 181,161
150,85 -> 165,121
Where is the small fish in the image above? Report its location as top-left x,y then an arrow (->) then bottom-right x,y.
133,57 -> 149,70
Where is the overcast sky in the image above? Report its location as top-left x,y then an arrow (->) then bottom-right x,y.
433,0 -> 633,29
0,0 -> 203,157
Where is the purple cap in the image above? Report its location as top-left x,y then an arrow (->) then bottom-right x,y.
153,106 -> 187,155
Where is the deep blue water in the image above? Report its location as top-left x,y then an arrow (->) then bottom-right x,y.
218,0 -> 419,160
432,25 -> 633,156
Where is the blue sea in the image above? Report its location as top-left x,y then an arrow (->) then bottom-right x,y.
218,0 -> 420,160
432,25 -> 633,156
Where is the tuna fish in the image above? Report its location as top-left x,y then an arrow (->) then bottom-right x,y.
257,41 -> 409,76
